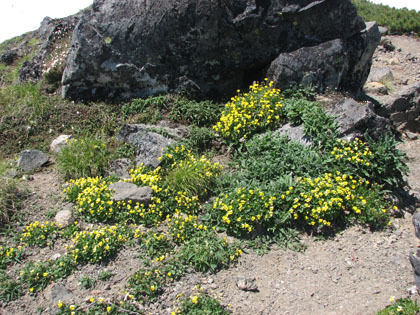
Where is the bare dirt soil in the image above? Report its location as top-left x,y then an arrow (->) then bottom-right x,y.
2,34 -> 420,315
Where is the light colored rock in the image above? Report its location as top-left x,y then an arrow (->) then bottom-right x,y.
273,123 -> 312,146
50,135 -> 72,153
55,210 -> 74,228
47,284 -> 73,304
17,149 -> 49,172
106,158 -> 131,179
388,57 -> 400,65
363,82 -> 388,95
367,67 -> 394,83
108,182 -> 153,204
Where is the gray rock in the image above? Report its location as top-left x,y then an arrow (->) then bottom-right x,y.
61,0 -> 373,101
47,283 -> 73,304
410,249 -> 420,291
108,182 -> 153,204
236,277 -> 259,292
379,82 -> 420,130
273,123 -> 312,146
0,50 -> 18,65
17,150 -> 49,172
135,132 -> 174,168
50,253 -> 62,261
50,135 -> 72,153
367,67 -> 394,83
267,39 -> 348,92
327,98 -> 390,140
117,123 -> 188,142
55,210 -> 74,228
363,82 -> 388,95
106,158 -> 131,179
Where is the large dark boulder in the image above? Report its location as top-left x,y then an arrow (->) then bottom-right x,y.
62,0 -> 375,101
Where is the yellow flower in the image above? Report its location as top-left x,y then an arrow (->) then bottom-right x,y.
150,285 -> 155,291
190,295 -> 199,304
57,300 -> 63,308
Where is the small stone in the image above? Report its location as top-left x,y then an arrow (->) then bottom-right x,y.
55,210 -> 74,228
405,131 -> 418,140
408,285 -> 418,296
50,253 -> 62,261
50,135 -> 72,154
22,174 -> 34,181
364,82 -> 388,95
236,277 -> 259,292
388,57 -> 400,65
17,149 -> 49,172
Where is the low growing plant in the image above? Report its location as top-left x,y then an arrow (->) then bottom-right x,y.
178,292 -> 230,315
20,220 -> 60,247
57,137 -> 112,180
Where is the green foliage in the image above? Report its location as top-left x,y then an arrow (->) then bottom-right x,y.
377,298 -> 420,315
128,267 -> 164,303
163,151 -> 223,200
177,230 -> 242,273
56,299 -> 144,314
232,133 -> 327,187
20,220 -> 60,247
43,66 -> 63,92
0,245 -> 24,269
0,177 -> 27,226
138,231 -> 172,259
178,292 -> 230,315
80,275 -> 96,289
185,126 -> 217,153
97,269 -> 113,281
121,95 -> 168,123
170,97 -> 222,127
0,271 -> 22,302
352,0 -> 420,34
57,137 -> 112,180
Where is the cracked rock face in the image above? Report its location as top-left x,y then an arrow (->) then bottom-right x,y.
62,0 -> 375,102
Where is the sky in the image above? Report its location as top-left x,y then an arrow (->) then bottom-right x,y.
0,0 -> 93,43
0,0 -> 419,44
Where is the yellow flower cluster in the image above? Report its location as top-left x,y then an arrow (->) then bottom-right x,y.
68,225 -> 127,264
213,188 -> 276,235
168,210 -> 207,243
0,245 -> 23,268
213,79 -> 283,143
289,172 -> 369,227
331,138 -> 373,167
20,221 -> 60,246
126,165 -> 162,189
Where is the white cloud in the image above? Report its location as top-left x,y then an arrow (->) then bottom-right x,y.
0,0 -> 93,43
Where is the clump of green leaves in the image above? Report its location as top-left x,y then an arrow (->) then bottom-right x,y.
177,230 -> 242,273
0,271 -> 22,302
377,297 -> 420,315
79,274 -> 96,289
57,137 -> 112,180
178,292 -> 230,315
0,245 -> 24,269
170,97 -> 222,127
56,299 -> 143,314
20,220 -> 60,247
121,95 -> 168,123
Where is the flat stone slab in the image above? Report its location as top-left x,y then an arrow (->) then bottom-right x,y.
108,182 -> 153,204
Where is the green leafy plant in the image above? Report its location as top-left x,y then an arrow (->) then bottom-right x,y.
80,274 -> 96,289
0,245 -> 24,269
177,230 -> 242,273
185,126 -> 217,153
57,137 -> 112,180
0,271 -> 22,302
98,269 -> 113,281
20,220 -> 60,247
377,297 -> 420,315
0,177 -> 27,226
56,299 -> 144,314
170,97 -> 222,127
178,292 -> 230,315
